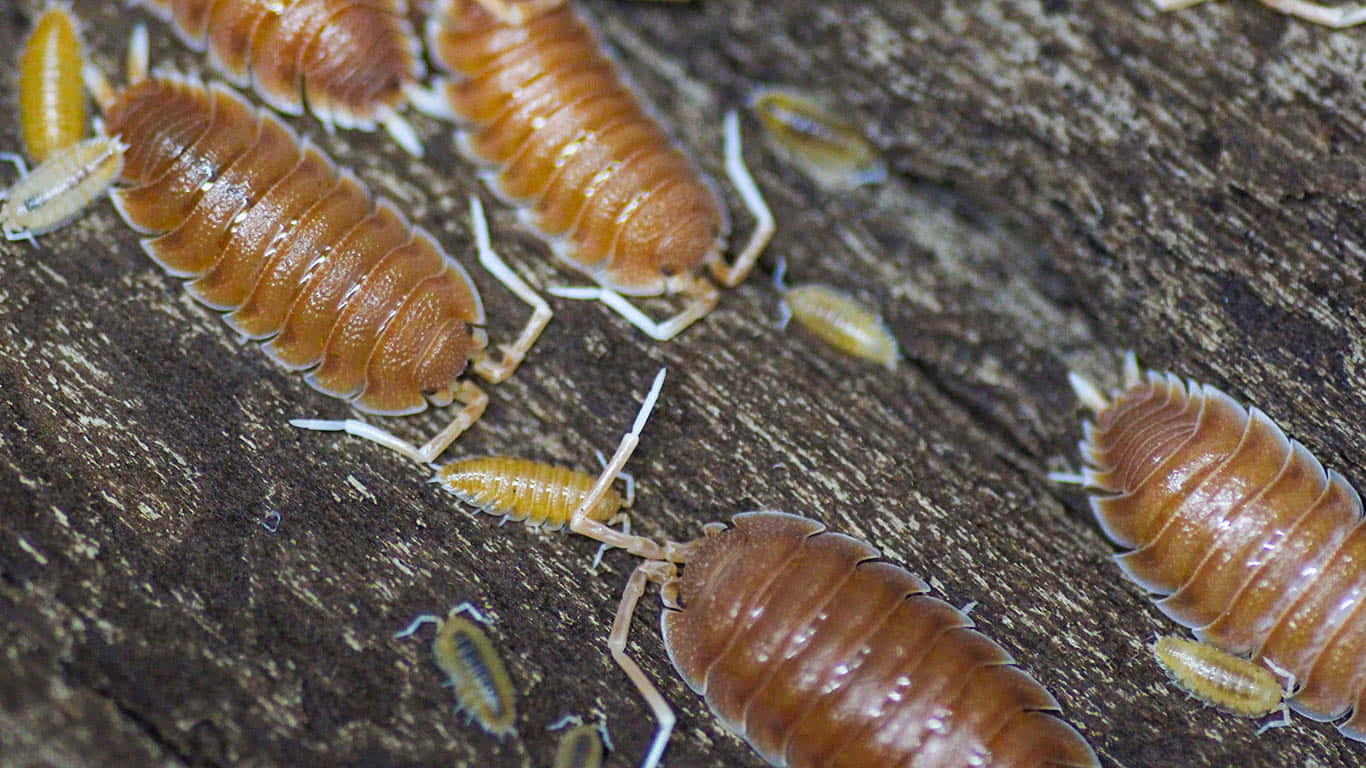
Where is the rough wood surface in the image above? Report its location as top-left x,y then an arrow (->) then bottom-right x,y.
2,1 -> 1364,766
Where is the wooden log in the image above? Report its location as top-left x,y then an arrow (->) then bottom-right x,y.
0,0 -> 1362,766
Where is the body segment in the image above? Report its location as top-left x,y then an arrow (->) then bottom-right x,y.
1065,356 -> 1366,739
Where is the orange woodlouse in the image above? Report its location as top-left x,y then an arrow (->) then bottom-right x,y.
19,3 -> 88,163
513,373 -> 1097,767
395,602 -> 519,735
84,33 -> 551,463
414,0 -> 774,341
1152,0 -> 1366,28
1055,352 -> 1366,740
435,452 -> 633,530
129,0 -> 427,154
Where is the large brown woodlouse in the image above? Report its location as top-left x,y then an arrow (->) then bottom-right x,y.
532,372 -> 1097,768
129,0 -> 426,154
1057,352 -> 1366,740
415,0 -> 773,341
84,33 -> 550,463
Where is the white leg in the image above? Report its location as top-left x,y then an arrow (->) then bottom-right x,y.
591,516 -> 631,569
291,381 -> 489,464
547,279 -> 718,342
0,152 -> 30,176
1152,0 -> 1211,9
1122,350 -> 1142,388
1259,0 -> 1366,26
382,111 -> 424,157
595,448 -> 634,507
467,196 -> 552,383
710,110 -> 774,288
1068,370 -> 1111,413
259,510 -> 282,533
394,613 -> 443,639
406,79 -> 457,121
128,24 -> 149,85
609,560 -> 678,768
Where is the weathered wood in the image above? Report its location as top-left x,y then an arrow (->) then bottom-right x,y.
1,0 -> 1363,766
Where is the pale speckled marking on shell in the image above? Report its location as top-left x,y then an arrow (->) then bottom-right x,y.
1064,355 -> 1366,740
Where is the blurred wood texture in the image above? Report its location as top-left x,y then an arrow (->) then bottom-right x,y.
2,0 -> 1364,766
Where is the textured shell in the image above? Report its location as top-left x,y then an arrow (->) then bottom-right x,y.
102,75 -> 484,415
130,0 -> 422,130
1079,369 -> 1366,738
426,0 -> 726,295
433,614 -> 518,735
749,87 -> 885,192
1154,635 -> 1282,718
552,722 -> 606,768
436,456 -> 624,528
784,283 -> 898,369
19,4 -> 87,162
2,137 -> 124,239
661,511 -> 1098,768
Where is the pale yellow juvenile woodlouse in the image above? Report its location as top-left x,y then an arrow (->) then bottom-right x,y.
394,603 -> 518,736
547,714 -> 612,768
435,453 -> 633,530
19,3 -> 87,163
1,137 -> 126,245
1153,635 -> 1292,731
773,258 -> 899,370
748,85 -> 886,192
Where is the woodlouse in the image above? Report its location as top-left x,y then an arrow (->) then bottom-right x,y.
19,3 -> 87,163
773,257 -> 899,370
1,137 -> 126,245
416,0 -> 773,340
129,0 -> 426,154
1153,634 -> 1290,729
1152,0 -> 1366,27
395,603 -> 518,736
548,714 -> 612,768
435,452 -> 633,530
84,33 -> 550,463
524,373 -> 1097,768
749,86 -> 886,192
1056,352 -> 1366,740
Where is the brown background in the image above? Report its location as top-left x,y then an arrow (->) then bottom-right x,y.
2,0 -> 1364,766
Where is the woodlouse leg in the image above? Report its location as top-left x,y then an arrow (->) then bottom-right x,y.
548,276 -> 719,341
380,109 -> 424,158
772,256 -> 794,329
1068,370 -> 1111,414
1259,0 -> 1366,25
0,152 -> 30,178
594,448 -> 634,507
708,110 -> 775,288
568,369 -> 680,562
467,196 -> 553,383
1151,0 -> 1211,10
291,380 -> 489,464
609,559 -> 678,768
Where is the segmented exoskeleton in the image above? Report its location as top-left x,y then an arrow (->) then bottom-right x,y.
416,0 -> 773,340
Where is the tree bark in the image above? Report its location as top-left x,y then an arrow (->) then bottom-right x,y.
1,0 -> 1363,766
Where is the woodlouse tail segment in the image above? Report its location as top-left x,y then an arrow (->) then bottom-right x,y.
1154,0 -> 1366,27
466,196 -> 553,383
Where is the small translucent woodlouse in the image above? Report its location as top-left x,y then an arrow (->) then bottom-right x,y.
517,374 -> 1098,768
1056,352 -> 1366,740
1153,634 -> 1290,730
773,258 -> 899,370
416,0 -> 774,340
548,714 -> 612,768
395,603 -> 518,736
1,137 -> 126,245
1152,0 -> 1366,28
435,452 -> 633,530
130,0 -> 427,154
19,3 -> 88,163
84,32 -> 550,463
748,86 -> 886,192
